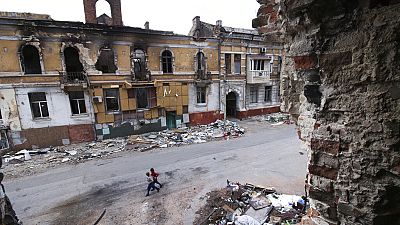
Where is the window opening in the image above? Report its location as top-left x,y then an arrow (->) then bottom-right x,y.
225,54 -> 231,74
250,86 -> 258,103
161,50 -> 173,73
69,91 -> 87,115
104,89 -> 120,112
64,47 -> 84,73
234,54 -> 241,74
197,87 -> 206,104
133,49 -> 146,80
28,92 -> 49,118
265,86 -> 272,102
21,45 -> 42,74
95,48 -> 117,73
0,130 -> 9,150
95,0 -> 112,17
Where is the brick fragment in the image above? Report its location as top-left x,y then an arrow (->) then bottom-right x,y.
311,138 -> 340,155
309,164 -> 338,180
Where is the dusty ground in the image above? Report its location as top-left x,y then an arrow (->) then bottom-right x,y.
4,119 -> 307,225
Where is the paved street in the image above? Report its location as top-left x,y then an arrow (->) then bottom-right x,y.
4,120 -> 307,225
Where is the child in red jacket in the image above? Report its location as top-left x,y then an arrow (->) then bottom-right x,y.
150,168 -> 163,188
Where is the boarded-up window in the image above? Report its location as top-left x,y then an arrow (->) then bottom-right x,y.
28,92 -> 49,118
104,89 -> 120,112
69,91 -> 87,115
197,87 -> 206,104
161,50 -> 173,73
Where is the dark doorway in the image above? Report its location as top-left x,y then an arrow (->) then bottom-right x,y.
226,92 -> 237,118
21,45 -> 42,74
166,111 -> 176,129
64,47 -> 84,73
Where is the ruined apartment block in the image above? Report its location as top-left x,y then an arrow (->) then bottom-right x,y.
0,0 -> 282,151
253,0 -> 400,224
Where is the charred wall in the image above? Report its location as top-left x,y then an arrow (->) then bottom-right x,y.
254,0 -> 400,224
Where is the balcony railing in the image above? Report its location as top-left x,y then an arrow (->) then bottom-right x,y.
196,69 -> 211,80
60,71 -> 88,85
250,70 -> 271,78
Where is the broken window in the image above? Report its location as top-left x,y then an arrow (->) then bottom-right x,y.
197,87 -> 206,104
21,45 -> 42,74
104,89 -> 120,112
249,86 -> 258,103
64,47 -> 84,73
264,86 -> 272,102
28,92 -> 49,118
251,59 -> 266,71
234,54 -> 241,74
0,130 -> 9,150
225,54 -> 231,74
128,88 -> 156,109
161,50 -> 173,73
95,48 -> 117,73
69,91 -> 87,115
133,49 -> 146,80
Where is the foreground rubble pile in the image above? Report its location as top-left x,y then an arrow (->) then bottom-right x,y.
2,120 -> 244,178
195,181 -> 306,225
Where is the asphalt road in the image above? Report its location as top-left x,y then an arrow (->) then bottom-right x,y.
4,121 -> 307,225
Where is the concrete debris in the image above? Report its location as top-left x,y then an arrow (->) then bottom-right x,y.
2,119 -> 245,179
194,180 -> 306,225
251,113 -> 291,125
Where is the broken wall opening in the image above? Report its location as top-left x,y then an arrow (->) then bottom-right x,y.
21,45 -> 42,74
64,47 -> 84,73
95,47 -> 117,73
132,49 -> 147,80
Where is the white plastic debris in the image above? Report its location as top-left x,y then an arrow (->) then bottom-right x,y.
65,150 -> 77,156
61,158 -> 70,163
234,215 -> 261,225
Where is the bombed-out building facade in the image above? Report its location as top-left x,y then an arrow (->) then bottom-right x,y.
0,0 -> 282,151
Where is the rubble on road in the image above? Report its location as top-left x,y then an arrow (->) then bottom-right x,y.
194,180 -> 306,225
251,113 -> 292,125
2,120 -> 245,179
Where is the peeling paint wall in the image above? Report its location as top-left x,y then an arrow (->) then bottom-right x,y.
0,88 -> 22,131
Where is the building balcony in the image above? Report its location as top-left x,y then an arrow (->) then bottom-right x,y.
247,70 -> 272,84
60,71 -> 88,88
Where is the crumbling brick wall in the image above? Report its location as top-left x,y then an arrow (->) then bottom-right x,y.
83,0 -> 123,26
254,0 -> 400,224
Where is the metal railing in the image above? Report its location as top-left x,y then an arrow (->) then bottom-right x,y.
250,70 -> 271,77
59,71 -> 88,84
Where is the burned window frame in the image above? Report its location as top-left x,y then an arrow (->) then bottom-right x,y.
161,50 -> 174,74
249,86 -> 258,104
28,92 -> 49,118
128,87 -> 157,109
95,47 -> 118,74
104,89 -> 120,112
63,46 -> 84,73
69,91 -> 87,115
196,87 -> 207,104
20,44 -> 43,75
132,48 -> 147,80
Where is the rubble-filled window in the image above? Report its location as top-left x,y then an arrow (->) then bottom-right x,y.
0,130 -> 9,150
129,88 -> 156,109
234,54 -> 241,74
95,48 -> 117,73
21,45 -> 42,74
64,47 -> 84,73
104,89 -> 120,112
249,86 -> 258,103
161,50 -> 173,73
69,91 -> 87,115
264,86 -> 272,102
28,92 -> 49,118
225,54 -> 231,74
197,87 -> 206,104
133,49 -> 146,80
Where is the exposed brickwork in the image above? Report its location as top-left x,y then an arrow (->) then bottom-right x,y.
236,106 -> 280,119
83,0 -> 123,26
68,124 -> 95,143
254,0 -> 400,224
189,111 -> 223,126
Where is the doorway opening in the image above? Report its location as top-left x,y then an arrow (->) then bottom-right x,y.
226,92 -> 237,118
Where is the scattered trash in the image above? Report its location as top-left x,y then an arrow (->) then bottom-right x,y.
61,158 -> 70,163
194,180 -> 307,225
251,113 -> 291,125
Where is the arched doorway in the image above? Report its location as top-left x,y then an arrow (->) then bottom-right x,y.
226,92 -> 237,118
